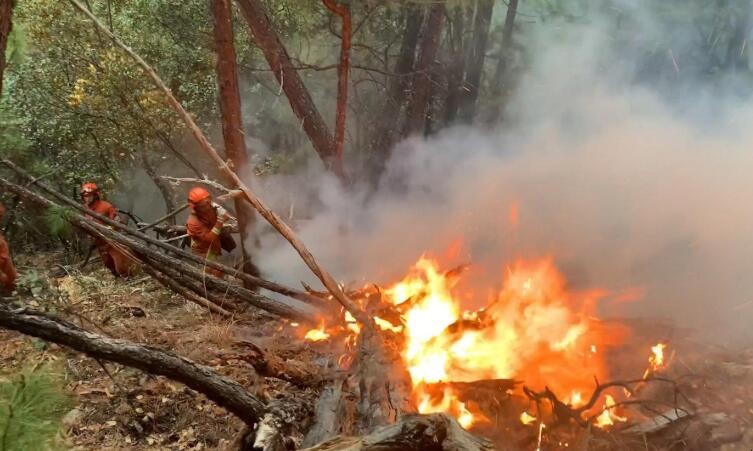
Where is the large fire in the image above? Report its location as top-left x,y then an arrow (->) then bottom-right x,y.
382,257 -> 620,424
304,255 -> 659,429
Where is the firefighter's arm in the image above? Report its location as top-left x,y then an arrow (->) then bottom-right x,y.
187,220 -> 221,243
0,241 -> 17,288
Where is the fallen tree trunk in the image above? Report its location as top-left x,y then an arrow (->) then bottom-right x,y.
300,413 -> 495,451
0,303 -> 265,426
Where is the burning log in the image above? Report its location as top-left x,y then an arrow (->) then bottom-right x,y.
300,413 -> 494,451
0,303 -> 265,425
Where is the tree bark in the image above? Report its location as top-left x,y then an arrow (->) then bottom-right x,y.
0,0 -> 15,95
443,5 -> 469,125
322,0 -> 351,166
210,0 -> 260,290
368,5 -> 424,181
140,151 -> 177,224
488,0 -> 518,123
234,0 -> 344,179
402,3 -> 446,137
300,414 -> 494,451
458,0 -> 495,122
0,303 -> 265,426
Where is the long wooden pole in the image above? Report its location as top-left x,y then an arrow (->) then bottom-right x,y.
67,0 -> 368,325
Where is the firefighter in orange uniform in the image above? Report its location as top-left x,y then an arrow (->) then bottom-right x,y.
0,203 -> 18,295
81,183 -> 138,277
186,187 -> 232,277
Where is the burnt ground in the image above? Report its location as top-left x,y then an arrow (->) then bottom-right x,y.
3,251 -> 753,450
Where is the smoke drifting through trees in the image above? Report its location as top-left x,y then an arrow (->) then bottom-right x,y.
252,15 -> 753,342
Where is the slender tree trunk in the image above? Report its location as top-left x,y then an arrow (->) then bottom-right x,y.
235,0 -> 345,180
489,0 -> 518,123
368,5 -> 423,181
443,6 -> 468,125
402,3 -> 445,137
140,151 -> 177,224
458,0 -> 495,122
322,0 -> 351,166
211,0 -> 260,288
0,0 -> 15,95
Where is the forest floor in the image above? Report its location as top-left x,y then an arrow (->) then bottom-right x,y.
3,251 -> 753,450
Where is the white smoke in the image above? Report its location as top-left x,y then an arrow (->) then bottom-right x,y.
249,14 -> 753,342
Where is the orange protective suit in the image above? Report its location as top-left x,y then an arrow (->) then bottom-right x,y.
86,198 -> 138,278
186,187 -> 226,278
0,203 -> 17,295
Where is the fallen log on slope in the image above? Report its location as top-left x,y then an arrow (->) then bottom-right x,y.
0,175 -> 321,322
0,303 -> 265,425
300,414 -> 495,451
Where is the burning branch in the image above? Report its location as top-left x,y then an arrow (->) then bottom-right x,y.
66,0 -> 369,326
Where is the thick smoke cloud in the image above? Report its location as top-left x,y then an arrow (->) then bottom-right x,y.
250,15 -> 753,342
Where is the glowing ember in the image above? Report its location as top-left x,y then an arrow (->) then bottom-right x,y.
520,411 -> 537,425
382,256 -> 621,428
304,323 -> 330,342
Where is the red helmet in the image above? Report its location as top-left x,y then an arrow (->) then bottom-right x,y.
81,182 -> 99,196
188,186 -> 211,204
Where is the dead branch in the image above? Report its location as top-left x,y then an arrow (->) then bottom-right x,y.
162,175 -> 233,194
138,202 -> 189,231
0,302 -> 264,425
66,1 -> 368,325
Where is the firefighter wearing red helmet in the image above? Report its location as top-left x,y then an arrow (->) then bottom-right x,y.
186,187 -> 232,277
81,182 -> 138,277
0,202 -> 18,295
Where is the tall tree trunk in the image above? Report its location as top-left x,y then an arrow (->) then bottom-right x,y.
443,6 -> 469,125
458,0 -> 495,122
140,151 -> 177,225
488,0 -> 518,123
402,3 -> 445,137
322,0 -> 351,166
235,0 -> 345,180
211,0 -> 260,288
0,0 -> 15,95
367,5 -> 424,181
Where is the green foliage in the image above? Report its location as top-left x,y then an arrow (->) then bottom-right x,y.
43,206 -> 73,237
0,365 -> 73,451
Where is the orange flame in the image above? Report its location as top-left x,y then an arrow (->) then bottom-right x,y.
383,256 -> 620,428
594,394 -> 627,428
304,322 -> 330,342
643,343 -> 667,378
